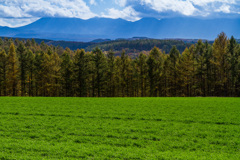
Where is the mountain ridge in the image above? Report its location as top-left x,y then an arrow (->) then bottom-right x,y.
0,17 -> 239,42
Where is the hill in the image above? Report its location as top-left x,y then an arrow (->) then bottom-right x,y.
0,36 -> 215,55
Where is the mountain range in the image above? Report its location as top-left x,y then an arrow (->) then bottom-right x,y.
0,17 -> 239,42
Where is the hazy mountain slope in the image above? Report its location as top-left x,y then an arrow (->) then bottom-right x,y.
0,17 -> 239,41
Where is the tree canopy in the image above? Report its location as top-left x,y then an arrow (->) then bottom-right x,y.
0,33 -> 240,97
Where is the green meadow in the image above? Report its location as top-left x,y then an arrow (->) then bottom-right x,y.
0,97 -> 239,159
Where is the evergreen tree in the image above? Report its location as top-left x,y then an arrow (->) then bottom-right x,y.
92,47 -> 108,97
73,49 -> 87,97
169,45 -> 180,96
203,41 -> 213,96
17,42 -> 27,96
195,40 -> 205,96
212,32 -> 229,96
0,34 -> 239,97
0,50 -> 7,96
26,49 -> 35,96
34,52 -> 44,96
228,36 -> 238,96
136,53 -> 147,97
147,47 -> 162,96
41,52 -> 51,96
106,50 -> 116,97
176,48 -> 194,96
120,50 -> 128,96
114,56 -> 122,97
7,43 -> 18,96
61,49 -> 73,97
50,52 -> 61,96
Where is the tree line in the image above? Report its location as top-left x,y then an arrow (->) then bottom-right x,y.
85,39 -> 192,55
0,32 -> 240,97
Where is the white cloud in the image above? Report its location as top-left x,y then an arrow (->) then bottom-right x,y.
90,0 -> 97,5
0,18 -> 40,27
0,4 -> 30,18
0,0 -> 97,27
0,0 -> 239,27
190,0 -> 236,6
102,6 -> 140,21
0,0 -> 96,19
135,0 -> 238,16
115,0 -> 127,7
215,4 -> 231,13
140,0 -> 197,16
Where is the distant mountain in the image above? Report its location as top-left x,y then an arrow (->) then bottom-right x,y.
0,17 -> 239,41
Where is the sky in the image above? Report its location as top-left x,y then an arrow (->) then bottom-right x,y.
0,0 -> 239,27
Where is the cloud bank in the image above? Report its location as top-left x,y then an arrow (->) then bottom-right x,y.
0,0 -> 96,27
0,0 -> 239,27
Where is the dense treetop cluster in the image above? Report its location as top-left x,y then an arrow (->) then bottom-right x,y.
0,32 -> 239,97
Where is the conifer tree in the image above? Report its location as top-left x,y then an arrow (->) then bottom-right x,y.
34,52 -> 44,96
195,40 -> 205,96
203,41 -> 213,96
7,43 -> 18,96
176,48 -> 194,96
228,36 -> 238,96
41,52 -> 51,96
61,49 -> 73,97
92,47 -> 108,97
0,50 -> 7,96
73,49 -> 87,97
17,42 -> 27,96
125,57 -> 133,97
212,32 -> 229,96
120,50 -> 128,96
26,49 -> 35,96
136,53 -> 147,97
114,56 -> 122,97
169,45 -> 180,96
50,52 -> 61,96
107,50 -> 116,97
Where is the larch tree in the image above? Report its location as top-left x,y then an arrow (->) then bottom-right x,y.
61,49 -> 73,97
120,50 -> 128,96
7,43 -> 18,96
73,49 -> 87,97
26,49 -> 35,96
106,50 -> 116,97
17,42 -> 27,96
41,52 -> 51,96
34,52 -> 44,96
136,53 -> 147,97
147,47 -> 162,97
0,50 -> 7,96
169,45 -> 180,96
194,40 -> 205,96
176,48 -> 194,96
212,32 -> 229,96
50,52 -> 61,96
228,36 -> 238,96
92,47 -> 108,97
203,41 -> 213,96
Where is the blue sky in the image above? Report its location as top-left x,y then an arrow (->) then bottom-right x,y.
0,0 -> 239,27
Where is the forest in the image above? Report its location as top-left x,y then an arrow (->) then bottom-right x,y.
0,32 -> 240,97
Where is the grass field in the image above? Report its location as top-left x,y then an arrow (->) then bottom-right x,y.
0,97 -> 239,159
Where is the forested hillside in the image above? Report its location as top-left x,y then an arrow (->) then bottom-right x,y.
85,39 -> 193,55
1,37 -> 193,55
0,32 -> 240,97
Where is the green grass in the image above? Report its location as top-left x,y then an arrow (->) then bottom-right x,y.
0,97 -> 239,159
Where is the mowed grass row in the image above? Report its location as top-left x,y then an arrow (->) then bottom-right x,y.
0,97 -> 239,159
